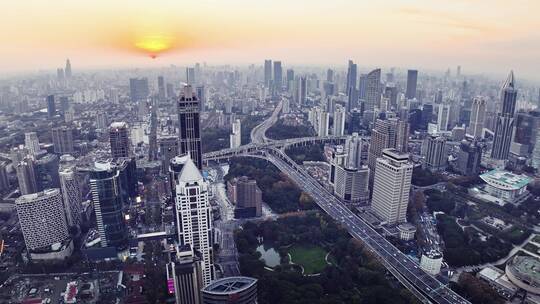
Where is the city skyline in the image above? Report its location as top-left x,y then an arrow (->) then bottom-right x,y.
2,1 -> 540,82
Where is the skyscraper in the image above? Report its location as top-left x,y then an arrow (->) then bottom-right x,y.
316,110 -> 329,137
196,86 -> 206,112
35,153 -> 60,191
346,60 -> 357,97
89,161 -> 128,250
264,60 -> 272,87
109,122 -> 131,158
422,135 -> 448,172
52,126 -> 75,154
175,158 -> 214,285
24,132 -> 40,155
405,70 -> 418,100
16,157 -> 38,195
0,161 -> 9,192
371,149 -> 413,225
286,69 -> 294,90
334,165 -> 369,204
333,105 -> 345,136
296,76 -> 307,106
159,136 -> 179,174
129,78 -> 150,102
467,97 -> 486,138
491,71 -> 517,160
364,69 -> 381,113
273,61 -> 282,91
47,95 -> 56,118
158,76 -> 167,101
186,67 -> 196,85
326,69 -> 334,83
166,245 -> 204,304
437,103 -> 451,131
177,85 -> 203,169
16,189 -> 69,251
230,119 -> 241,148
345,132 -> 364,169
65,59 -> 72,78
456,138 -> 482,176
59,156 -> 82,228
229,176 -> 262,218
367,118 -> 409,172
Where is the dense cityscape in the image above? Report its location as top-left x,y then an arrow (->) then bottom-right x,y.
1,2 -> 540,303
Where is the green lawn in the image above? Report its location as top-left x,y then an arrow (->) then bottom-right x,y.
289,245 -> 328,274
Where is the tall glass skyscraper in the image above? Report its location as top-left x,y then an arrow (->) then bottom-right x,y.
491,71 -> 517,160
177,85 -> 203,169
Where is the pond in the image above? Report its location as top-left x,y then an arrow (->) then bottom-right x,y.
256,243 -> 280,268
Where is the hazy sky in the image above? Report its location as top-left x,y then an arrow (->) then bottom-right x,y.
2,0 -> 540,81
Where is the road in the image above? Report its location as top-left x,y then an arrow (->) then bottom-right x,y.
250,99 -> 282,144
260,148 -> 470,304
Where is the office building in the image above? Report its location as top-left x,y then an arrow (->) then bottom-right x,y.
16,189 -> 69,251
273,61 -> 282,90
186,67 -> 196,85
326,69 -> 334,82
0,161 -> 9,192
296,76 -> 307,106
65,59 -> 72,78
59,158 -> 82,228
367,118 -> 409,172
437,104 -> 451,131
166,245 -> 203,304
24,132 -> 40,155
384,83 -> 398,110
46,95 -> 56,118
109,122 -> 131,158
51,126 -> 75,154
334,165 -> 369,204
175,158 -> 214,285
333,105 -> 346,136
364,69 -> 381,112
371,149 -> 413,225
345,133 -> 364,169
468,97 -> 486,138
59,96 -> 69,116
196,86 -> 206,112
201,277 -> 257,304
159,136 -> 179,173
35,153 -> 60,191
158,76 -> 167,101
129,78 -> 150,102
230,119 -> 241,148
227,176 -> 262,218
492,71 -> 518,160
177,85 -> 203,170
16,157 -> 38,195
456,138 -> 482,176
422,135 -> 448,172
286,69 -> 294,90
405,70 -> 418,100
329,146 -> 348,184
346,60 -> 357,98
264,60 -> 272,87
114,157 -> 138,200
89,161 -> 128,250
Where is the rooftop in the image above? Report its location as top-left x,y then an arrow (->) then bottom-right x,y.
202,276 -> 257,295
480,170 -> 531,190
509,256 -> 540,284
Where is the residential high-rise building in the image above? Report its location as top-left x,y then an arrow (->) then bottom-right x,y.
16,189 -> 69,251
333,105 -> 346,136
16,157 -> 38,195
24,132 -> 40,155
158,76 -> 167,101
371,149 -> 413,225
96,111 -> 108,130
47,95 -> 56,118
35,153 -> 60,191
456,138 -> 482,176
492,71 -> 518,160
230,119 -> 241,148
109,122 -> 131,158
364,69 -> 381,112
59,157 -> 82,228
334,165 -> 369,204
405,70 -> 418,100
129,78 -> 150,102
59,96 -> 69,116
264,60 -> 272,87
51,126 -> 74,154
467,97 -> 486,138
329,146 -> 348,184
296,76 -> 307,106
345,132 -> 364,169
422,135 -> 448,172
273,61 -> 282,91
177,85 -> 203,169
174,158 -> 214,285
437,103 -> 451,131
166,245 -> 204,304
65,59 -> 72,78
316,110 -> 329,137
89,161 -> 128,250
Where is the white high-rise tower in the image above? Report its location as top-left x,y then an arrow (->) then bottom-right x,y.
230,119 -> 241,148
468,97 -> 486,138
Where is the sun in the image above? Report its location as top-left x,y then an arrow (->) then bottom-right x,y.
134,35 -> 175,58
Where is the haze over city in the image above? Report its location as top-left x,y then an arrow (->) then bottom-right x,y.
2,0 -> 540,82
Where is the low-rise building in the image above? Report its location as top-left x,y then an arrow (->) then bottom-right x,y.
479,169 -> 531,205
477,266 -> 518,299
